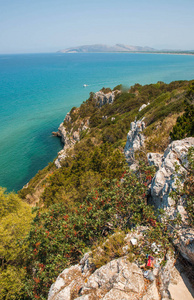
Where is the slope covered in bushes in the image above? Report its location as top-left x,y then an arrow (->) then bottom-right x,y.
1,80 -> 194,299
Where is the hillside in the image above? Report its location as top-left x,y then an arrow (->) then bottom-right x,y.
58,44 -> 156,53
0,80 -> 194,300
58,44 -> 194,54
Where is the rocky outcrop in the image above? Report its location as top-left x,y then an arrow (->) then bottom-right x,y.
54,113 -> 89,168
48,225 -> 194,300
147,153 -> 163,171
124,119 -> 145,168
149,137 -> 194,219
148,137 -> 194,265
48,257 -> 145,300
94,91 -> 116,107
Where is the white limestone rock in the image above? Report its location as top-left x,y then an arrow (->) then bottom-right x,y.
80,257 -> 145,299
149,137 -> 194,265
124,119 -> 145,166
174,227 -> 194,264
150,137 -> 194,216
48,264 -> 83,300
147,152 -> 163,170
94,91 -> 116,107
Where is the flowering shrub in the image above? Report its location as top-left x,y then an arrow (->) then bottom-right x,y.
23,162 -> 157,299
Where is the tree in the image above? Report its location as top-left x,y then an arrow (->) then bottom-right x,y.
0,188 -> 33,299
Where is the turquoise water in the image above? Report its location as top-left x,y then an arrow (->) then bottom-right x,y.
1,53 -> 194,192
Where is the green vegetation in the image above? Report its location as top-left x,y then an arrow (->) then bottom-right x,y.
1,80 -> 194,299
0,188 -> 33,300
170,83 -> 194,140
170,147 -> 194,226
23,161 -> 156,299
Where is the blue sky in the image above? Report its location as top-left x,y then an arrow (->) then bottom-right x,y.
0,0 -> 194,54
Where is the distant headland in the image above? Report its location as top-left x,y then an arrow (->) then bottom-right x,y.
58,43 -> 194,55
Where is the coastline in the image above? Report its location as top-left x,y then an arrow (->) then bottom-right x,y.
59,51 -> 194,56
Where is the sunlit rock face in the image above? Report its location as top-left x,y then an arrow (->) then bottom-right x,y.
149,137 -> 194,265
94,91 -> 116,107
124,119 -> 145,168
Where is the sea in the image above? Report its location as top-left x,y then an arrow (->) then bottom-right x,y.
1,52 -> 194,192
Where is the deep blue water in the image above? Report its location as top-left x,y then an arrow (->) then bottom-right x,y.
0,53 -> 194,192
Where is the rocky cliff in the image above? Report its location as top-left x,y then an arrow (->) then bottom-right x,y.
53,90 -> 117,168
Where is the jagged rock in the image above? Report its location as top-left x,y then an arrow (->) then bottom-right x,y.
58,121 -> 69,145
48,264 -> 84,300
150,137 -> 194,217
124,119 -> 145,167
64,112 -> 71,123
48,256 -> 146,300
48,225 -> 194,300
55,149 -> 67,169
147,153 -> 163,171
94,91 -> 116,107
80,257 -> 144,295
173,227 -> 194,264
54,113 -> 89,168
149,137 -> 194,265
158,252 -> 176,299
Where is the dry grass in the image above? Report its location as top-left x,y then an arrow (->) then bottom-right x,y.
145,113 -> 182,153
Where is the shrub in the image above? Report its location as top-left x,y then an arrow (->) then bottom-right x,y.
23,160 -> 157,299
170,99 -> 194,140
0,188 -> 33,299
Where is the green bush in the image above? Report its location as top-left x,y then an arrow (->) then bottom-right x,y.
0,188 -> 33,299
170,97 -> 194,140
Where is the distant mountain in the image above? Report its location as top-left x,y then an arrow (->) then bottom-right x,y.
58,44 -> 157,53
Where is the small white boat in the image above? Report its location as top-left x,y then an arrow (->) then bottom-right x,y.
83,84 -> 88,87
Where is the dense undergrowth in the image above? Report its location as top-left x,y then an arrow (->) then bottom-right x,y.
0,80 -> 194,300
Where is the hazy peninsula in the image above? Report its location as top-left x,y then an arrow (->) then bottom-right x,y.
58,43 -> 194,55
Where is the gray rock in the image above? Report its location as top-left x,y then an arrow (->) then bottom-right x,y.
174,227 -> 194,264
158,252 -> 176,300
150,137 -> 194,216
80,257 -> 144,298
149,137 -> 194,265
124,119 -> 145,166
147,152 -> 163,170
94,91 -> 116,107
48,256 -> 145,300
64,112 -> 71,123
48,264 -> 83,300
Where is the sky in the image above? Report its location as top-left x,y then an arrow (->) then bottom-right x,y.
0,0 -> 194,54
